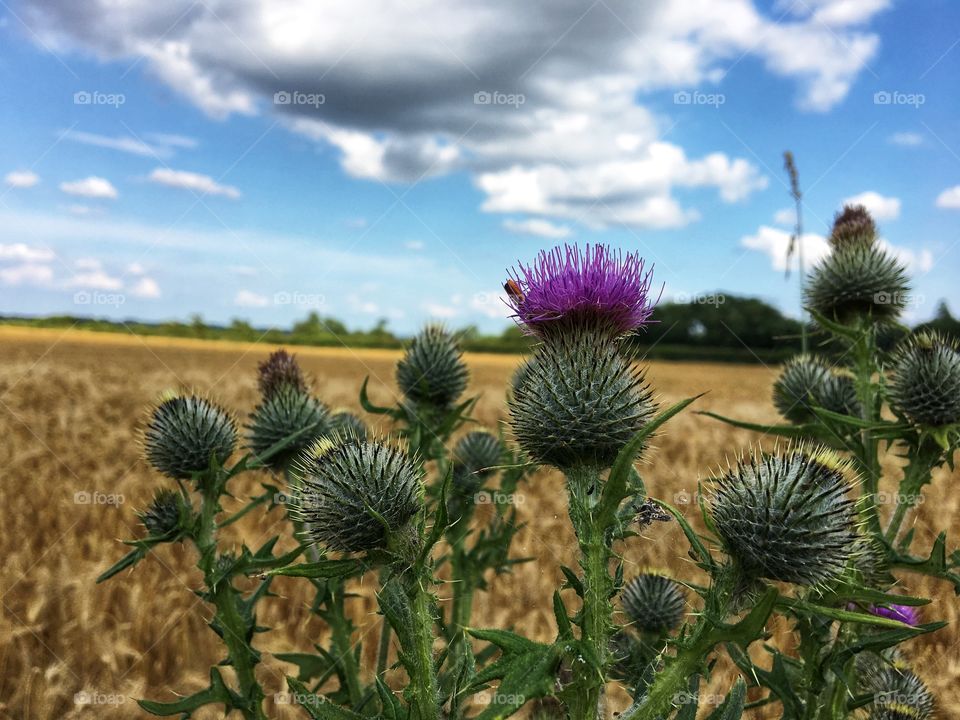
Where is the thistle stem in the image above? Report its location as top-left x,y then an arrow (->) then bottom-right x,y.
565,466 -> 615,720
195,477 -> 266,720
851,325 -> 884,539
404,571 -> 442,720
328,581 -> 363,708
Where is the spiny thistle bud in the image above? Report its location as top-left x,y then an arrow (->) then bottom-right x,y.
143,394 -> 237,479
246,385 -> 330,469
396,324 -> 469,409
804,244 -> 909,324
257,349 -> 308,399
505,243 -> 656,338
704,447 -> 860,586
889,332 -> 960,428
509,331 -> 655,469
329,410 -> 368,441
860,661 -> 935,720
450,430 -> 503,501
773,355 -> 860,423
829,204 -> 877,250
138,488 -> 185,538
295,439 -> 423,553
621,573 -> 685,633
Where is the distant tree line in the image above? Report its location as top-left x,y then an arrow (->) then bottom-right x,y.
3,297 -> 958,364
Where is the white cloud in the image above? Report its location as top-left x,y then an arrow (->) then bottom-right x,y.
66,204 -> 93,216
935,185 -> 960,209
19,0 -> 887,228
742,225 -> 934,274
0,243 -> 55,263
144,132 -> 198,149
228,265 -> 258,276
61,129 -> 163,157
130,276 -> 161,298
148,168 -> 241,199
4,170 -> 40,188
0,263 -> 54,286
503,218 -> 572,239
842,191 -> 900,220
126,262 -> 146,275
773,207 -> 796,226
74,257 -> 102,271
888,131 -> 924,147
404,240 -> 425,251
67,268 -> 123,290
60,176 -> 118,199
741,226 -> 831,272
234,289 -> 269,307
422,302 -> 459,319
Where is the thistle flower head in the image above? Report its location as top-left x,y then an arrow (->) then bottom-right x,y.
509,332 -> 656,469
804,244 -> 910,324
859,660 -> 935,720
257,349 -> 308,399
142,393 -> 237,479
621,573 -> 686,633
889,331 -> 960,428
138,488 -> 185,538
295,438 -> 423,553
329,410 -> 368,441
396,324 -> 469,409
704,447 -> 861,586
450,430 -> 503,498
829,204 -> 877,250
505,244 -> 656,337
773,355 -> 861,423
246,385 -> 330,470
869,603 -> 920,626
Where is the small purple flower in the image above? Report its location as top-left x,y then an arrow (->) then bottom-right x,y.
505,244 -> 658,336
869,603 -> 920,626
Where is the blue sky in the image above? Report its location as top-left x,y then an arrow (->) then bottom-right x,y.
1,0 -> 958,334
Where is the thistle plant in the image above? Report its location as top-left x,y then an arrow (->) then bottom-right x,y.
96,231 -> 955,720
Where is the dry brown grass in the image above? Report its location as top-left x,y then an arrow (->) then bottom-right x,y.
0,326 -> 957,719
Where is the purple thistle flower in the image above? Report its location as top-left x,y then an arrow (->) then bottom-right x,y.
505,244 -> 658,336
869,603 -> 920,626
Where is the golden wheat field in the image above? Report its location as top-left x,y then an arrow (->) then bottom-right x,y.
0,325 -> 958,719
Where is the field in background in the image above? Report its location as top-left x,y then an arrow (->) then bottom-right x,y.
0,326 -> 957,719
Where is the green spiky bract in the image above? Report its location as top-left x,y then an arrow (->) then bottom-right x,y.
396,324 -> 469,409
804,244 -> 909,324
296,439 -> 423,553
329,410 -> 367,440
621,574 -> 686,633
509,330 -> 655,470
773,355 -> 861,423
246,385 -> 330,470
705,448 -> 860,586
143,395 -> 237,480
889,331 -> 960,428
138,488 -> 183,537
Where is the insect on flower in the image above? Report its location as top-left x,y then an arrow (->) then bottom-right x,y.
503,278 -> 524,303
